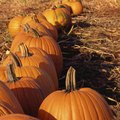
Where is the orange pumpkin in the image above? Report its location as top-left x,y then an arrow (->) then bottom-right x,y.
5,64 -> 44,116
63,1 -> 83,15
38,19 -> 58,40
0,57 -> 56,98
10,30 -> 63,76
8,16 -> 24,37
0,114 -> 40,120
0,81 -> 24,116
21,15 -> 58,40
3,44 -> 58,89
54,0 -> 72,14
42,6 -> 71,28
21,20 -> 54,39
38,67 -> 114,120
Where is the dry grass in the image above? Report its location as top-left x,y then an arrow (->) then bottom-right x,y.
0,0 -> 120,119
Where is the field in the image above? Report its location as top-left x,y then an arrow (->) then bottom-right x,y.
0,0 -> 120,119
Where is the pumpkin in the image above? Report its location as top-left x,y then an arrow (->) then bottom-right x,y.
21,15 -> 58,40
0,57 -> 56,97
54,0 -> 72,14
3,44 -> 58,89
10,29 -> 63,76
21,21 -> 54,39
8,16 -> 24,37
5,64 -> 44,116
42,6 -> 71,28
63,1 -> 83,15
0,114 -> 40,120
0,81 -> 24,116
38,67 -> 114,120
37,19 -> 58,40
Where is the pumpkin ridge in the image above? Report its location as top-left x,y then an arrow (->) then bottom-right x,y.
80,91 -> 97,120
83,92 -> 99,120
84,90 -> 111,120
81,88 -> 114,118
57,92 -> 66,120
0,101 -> 13,114
74,92 -> 85,119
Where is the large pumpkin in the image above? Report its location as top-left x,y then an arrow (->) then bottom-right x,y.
0,81 -> 24,116
10,30 -> 63,76
42,6 -> 71,28
0,114 -> 40,120
5,64 -> 44,116
3,44 -> 58,89
38,67 -> 114,120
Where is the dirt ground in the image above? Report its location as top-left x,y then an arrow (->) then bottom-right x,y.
0,0 -> 120,119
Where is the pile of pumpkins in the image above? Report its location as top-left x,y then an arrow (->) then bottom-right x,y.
0,0 -> 115,120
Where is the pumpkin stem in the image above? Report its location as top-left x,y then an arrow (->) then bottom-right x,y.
19,43 -> 31,57
23,23 -> 44,38
6,64 -> 18,82
51,5 -> 57,10
65,66 -> 76,92
23,23 -> 30,33
9,51 -> 22,67
32,15 -> 40,23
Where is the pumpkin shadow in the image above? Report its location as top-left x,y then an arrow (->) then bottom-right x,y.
74,21 -> 93,28
38,110 -> 57,120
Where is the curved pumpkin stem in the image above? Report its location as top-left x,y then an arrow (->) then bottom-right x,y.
65,66 -> 76,92
9,51 -> 22,67
19,43 -> 31,57
6,64 -> 18,82
23,23 -> 45,38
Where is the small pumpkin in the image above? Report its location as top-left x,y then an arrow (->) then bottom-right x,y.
42,6 -> 71,28
0,114 -> 40,120
8,16 -> 24,37
10,29 -> 63,76
63,1 -> 83,15
3,44 -> 58,89
54,0 -> 72,14
38,67 -> 114,120
0,81 -> 24,116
